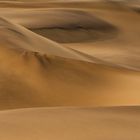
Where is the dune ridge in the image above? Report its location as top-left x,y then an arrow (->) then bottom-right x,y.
0,35 -> 140,110
0,17 -> 94,62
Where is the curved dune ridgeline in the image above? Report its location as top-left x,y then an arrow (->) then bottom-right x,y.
0,0 -> 140,140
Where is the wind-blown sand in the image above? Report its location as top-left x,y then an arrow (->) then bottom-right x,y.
0,0 -> 140,139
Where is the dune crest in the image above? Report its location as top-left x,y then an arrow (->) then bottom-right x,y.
0,17 -> 93,61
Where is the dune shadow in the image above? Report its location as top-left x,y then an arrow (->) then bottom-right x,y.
29,9 -> 119,43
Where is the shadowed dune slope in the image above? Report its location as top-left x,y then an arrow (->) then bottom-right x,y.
0,0 -> 131,9
0,8 -> 118,43
0,6 -> 139,70
0,17 -> 92,62
0,106 -> 140,140
28,9 -> 117,43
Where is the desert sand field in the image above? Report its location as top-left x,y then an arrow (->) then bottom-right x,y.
0,0 -> 140,139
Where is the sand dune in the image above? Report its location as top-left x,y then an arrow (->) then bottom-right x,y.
0,8 -> 117,43
1,6 -> 140,70
0,17 -> 93,61
0,106 -> 140,140
0,0 -> 129,8
0,16 -> 140,109
0,0 -> 140,139
0,31 -> 140,109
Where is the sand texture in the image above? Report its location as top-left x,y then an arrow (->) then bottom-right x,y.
0,0 -> 140,139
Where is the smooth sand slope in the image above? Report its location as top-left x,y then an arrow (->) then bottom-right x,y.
0,107 -> 140,140
0,17 -> 93,61
0,8 -> 117,38
0,17 -> 140,109
0,0 -> 140,139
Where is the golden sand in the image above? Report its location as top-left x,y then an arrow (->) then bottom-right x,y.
0,0 -> 140,139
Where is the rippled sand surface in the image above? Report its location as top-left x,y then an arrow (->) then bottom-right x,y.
0,0 -> 140,139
